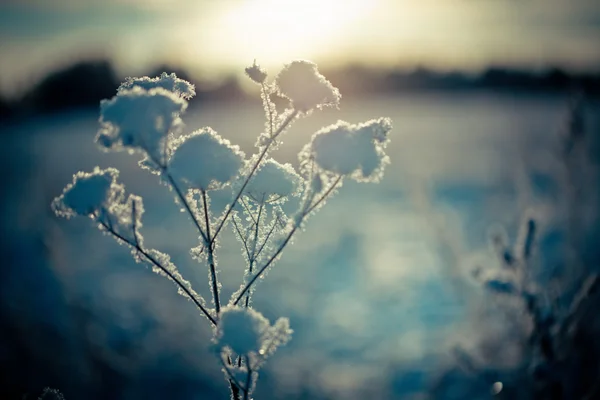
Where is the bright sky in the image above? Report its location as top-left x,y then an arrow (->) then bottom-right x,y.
0,0 -> 599,94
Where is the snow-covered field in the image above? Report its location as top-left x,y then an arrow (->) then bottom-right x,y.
1,92 -> 597,399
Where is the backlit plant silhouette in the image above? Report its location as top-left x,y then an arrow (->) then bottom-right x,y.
51,60 -> 393,399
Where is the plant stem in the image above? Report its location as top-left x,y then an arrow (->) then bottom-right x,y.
211,109 -> 299,245
233,176 -> 342,305
164,172 -> 209,244
202,189 -> 221,314
142,139 -> 209,245
306,176 -> 343,214
243,355 -> 252,400
261,82 -> 274,137
98,219 -> 216,325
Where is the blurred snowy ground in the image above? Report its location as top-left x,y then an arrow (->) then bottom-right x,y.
1,92 -> 598,399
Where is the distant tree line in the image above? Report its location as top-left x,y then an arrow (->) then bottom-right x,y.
1,59 -> 599,122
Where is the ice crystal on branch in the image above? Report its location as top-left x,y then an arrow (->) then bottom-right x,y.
275,60 -> 340,112
259,317 -> 292,358
168,128 -> 245,191
119,72 -> 196,99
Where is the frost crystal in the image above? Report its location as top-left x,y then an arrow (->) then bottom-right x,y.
245,159 -> 301,203
52,167 -> 123,217
259,317 -> 293,358
97,87 -> 187,162
216,306 -> 270,355
275,60 -> 340,112
302,118 -> 392,182
168,128 -> 245,190
119,72 -> 196,99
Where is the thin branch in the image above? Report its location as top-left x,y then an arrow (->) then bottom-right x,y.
232,217 -> 252,260
131,199 -> 141,247
254,217 -> 278,260
276,212 -> 287,229
97,218 -> 216,325
202,189 -> 221,314
240,196 -> 258,226
164,172 -> 209,244
249,195 -> 265,262
233,177 -> 343,306
233,223 -> 299,306
211,109 -> 299,245
243,355 -> 252,400
261,82 -> 274,137
140,138 -> 209,245
219,355 -> 247,393
241,196 -> 266,308
306,175 -> 343,215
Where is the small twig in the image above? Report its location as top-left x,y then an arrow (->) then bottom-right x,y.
131,198 -> 141,247
254,216 -> 278,263
97,217 -> 216,325
233,176 -> 342,305
219,355 -> 247,393
139,139 -> 210,245
164,172 -> 209,244
261,82 -> 275,138
202,189 -> 221,314
232,217 -> 252,260
240,196 -> 258,226
249,195 -> 265,262
211,109 -> 299,245
243,355 -> 253,400
306,175 -> 342,215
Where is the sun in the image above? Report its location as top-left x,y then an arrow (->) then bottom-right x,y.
202,0 -> 375,68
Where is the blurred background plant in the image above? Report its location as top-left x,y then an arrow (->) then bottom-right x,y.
431,93 -> 600,400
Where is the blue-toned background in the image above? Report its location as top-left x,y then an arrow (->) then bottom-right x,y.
2,0 -> 600,398
2,90 -> 599,399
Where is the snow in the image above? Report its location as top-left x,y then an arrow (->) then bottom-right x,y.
302,117 -> 392,182
244,159 -> 301,203
216,306 -> 270,355
52,167 -> 123,217
275,60 -> 340,112
168,127 -> 245,191
97,86 -> 188,163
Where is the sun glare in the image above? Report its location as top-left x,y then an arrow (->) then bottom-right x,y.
204,0 -> 375,67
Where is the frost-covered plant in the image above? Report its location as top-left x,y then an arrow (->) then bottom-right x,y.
52,60 -> 392,399
464,95 -> 600,399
